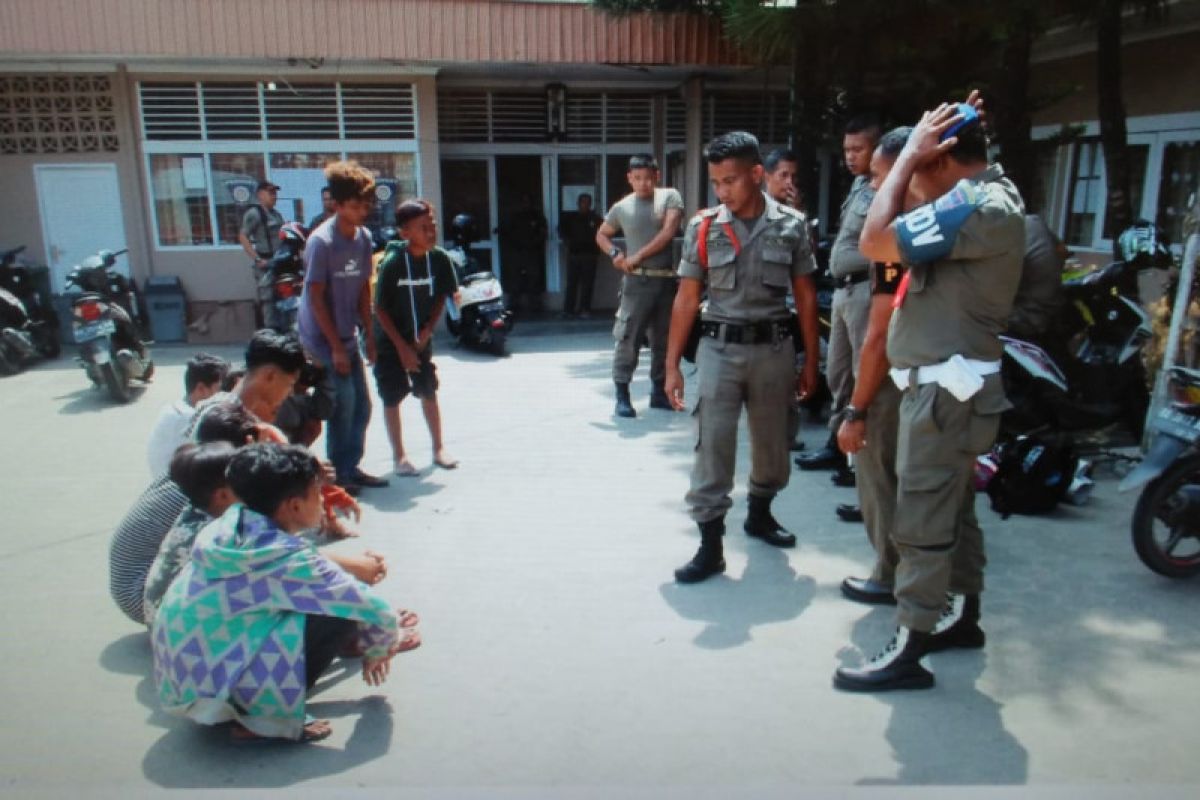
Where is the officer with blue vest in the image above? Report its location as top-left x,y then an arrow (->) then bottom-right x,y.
664,132 -> 821,584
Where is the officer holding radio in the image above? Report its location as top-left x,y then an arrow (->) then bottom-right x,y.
833,97 -> 1025,693
664,132 -> 820,584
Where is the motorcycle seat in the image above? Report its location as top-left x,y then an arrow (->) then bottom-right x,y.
462,271 -> 495,286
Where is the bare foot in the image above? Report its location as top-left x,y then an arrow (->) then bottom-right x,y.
391,628 -> 422,654
433,449 -> 459,470
393,458 -> 418,477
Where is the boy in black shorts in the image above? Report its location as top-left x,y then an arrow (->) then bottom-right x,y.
374,199 -> 459,475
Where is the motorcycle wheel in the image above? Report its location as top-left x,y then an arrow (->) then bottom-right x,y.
1132,453 -> 1200,578
446,316 -> 461,337
102,359 -> 132,403
0,344 -> 18,376
488,328 -> 507,356
34,328 -> 60,359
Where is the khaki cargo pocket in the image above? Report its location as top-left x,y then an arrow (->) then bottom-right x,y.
964,381 -> 1011,455
612,308 -> 631,340
895,464 -> 960,548
708,261 -> 736,290
761,254 -> 792,295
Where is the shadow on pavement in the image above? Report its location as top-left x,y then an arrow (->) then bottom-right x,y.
141,696 -> 394,788
855,653 -> 1029,786
355,475 -> 444,513
55,383 -> 148,414
659,544 -> 816,649
102,628 -> 396,787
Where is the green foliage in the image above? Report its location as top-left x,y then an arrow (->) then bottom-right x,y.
591,0 -> 722,14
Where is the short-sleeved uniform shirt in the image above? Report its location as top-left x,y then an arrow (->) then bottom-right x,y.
678,192 -> 816,324
604,188 -> 684,269
373,242 -> 458,355
830,175 -> 875,279
240,205 -> 285,257
886,164 -> 1026,370
297,217 -> 374,365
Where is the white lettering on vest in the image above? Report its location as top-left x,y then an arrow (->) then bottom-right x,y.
904,206 -> 944,248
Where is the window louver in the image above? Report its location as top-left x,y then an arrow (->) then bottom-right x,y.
140,83 -> 201,141
341,84 -> 415,139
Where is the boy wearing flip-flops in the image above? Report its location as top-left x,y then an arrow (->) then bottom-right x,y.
373,199 -> 460,476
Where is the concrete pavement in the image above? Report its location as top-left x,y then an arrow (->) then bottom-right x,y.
0,323 -> 1198,796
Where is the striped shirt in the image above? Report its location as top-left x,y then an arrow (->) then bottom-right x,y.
108,474 -> 189,624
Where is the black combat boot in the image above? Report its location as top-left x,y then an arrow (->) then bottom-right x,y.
674,518 -> 726,583
614,381 -> 636,418
833,627 -> 935,692
743,494 -> 796,548
925,593 -> 985,652
649,380 -> 672,410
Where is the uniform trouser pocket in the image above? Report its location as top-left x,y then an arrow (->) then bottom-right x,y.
686,338 -> 740,521
893,382 -> 986,630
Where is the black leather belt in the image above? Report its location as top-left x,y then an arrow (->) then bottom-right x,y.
699,319 -> 792,345
835,271 -> 869,288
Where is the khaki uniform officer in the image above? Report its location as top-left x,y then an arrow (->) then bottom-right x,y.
596,154 -> 685,418
796,117 -> 880,480
835,99 -> 1024,692
664,132 -> 820,584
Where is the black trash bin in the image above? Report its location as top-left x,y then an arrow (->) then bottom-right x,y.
143,276 -> 187,343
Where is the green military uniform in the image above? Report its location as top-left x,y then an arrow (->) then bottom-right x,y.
679,193 -> 816,522
827,176 -> 875,414
886,164 -> 1025,632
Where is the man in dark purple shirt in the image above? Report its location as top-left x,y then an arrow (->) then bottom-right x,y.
297,161 -> 387,493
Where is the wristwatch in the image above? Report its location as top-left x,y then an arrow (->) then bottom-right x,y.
844,404 -> 867,422
608,246 -> 621,259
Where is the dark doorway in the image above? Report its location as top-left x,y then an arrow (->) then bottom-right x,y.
495,156 -> 547,309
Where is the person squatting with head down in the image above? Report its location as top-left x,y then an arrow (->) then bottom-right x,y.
152,443 -> 420,743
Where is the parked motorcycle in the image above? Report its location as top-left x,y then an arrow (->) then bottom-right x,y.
64,248 -> 153,403
999,223 -> 1173,444
0,244 -> 60,359
1120,365 -> 1200,577
444,213 -> 513,356
263,222 -> 307,332
0,287 -> 43,375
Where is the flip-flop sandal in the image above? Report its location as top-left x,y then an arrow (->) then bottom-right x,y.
393,460 -> 419,477
433,457 -> 459,470
230,716 -> 332,744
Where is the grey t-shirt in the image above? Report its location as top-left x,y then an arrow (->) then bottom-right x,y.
240,204 -> 285,257
603,187 -> 684,269
297,217 -> 373,365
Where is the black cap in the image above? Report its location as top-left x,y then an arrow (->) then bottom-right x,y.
256,180 -> 281,192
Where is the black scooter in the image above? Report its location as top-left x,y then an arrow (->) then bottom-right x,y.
263,222 -> 307,332
444,213 -> 513,356
1120,366 -> 1200,578
1000,225 -> 1172,444
0,245 -> 60,361
64,248 -> 153,403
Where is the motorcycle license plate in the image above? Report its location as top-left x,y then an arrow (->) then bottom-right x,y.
275,296 -> 300,312
1154,407 -> 1200,444
73,318 -> 116,343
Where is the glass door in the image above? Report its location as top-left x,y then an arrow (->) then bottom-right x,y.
440,157 -> 496,272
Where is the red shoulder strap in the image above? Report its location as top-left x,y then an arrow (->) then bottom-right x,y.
697,214 -> 714,270
696,213 -> 741,271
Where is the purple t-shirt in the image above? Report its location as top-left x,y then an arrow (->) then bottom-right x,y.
297,217 -> 373,365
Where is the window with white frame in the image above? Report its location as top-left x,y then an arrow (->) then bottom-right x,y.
138,81 -> 420,248
1048,122 -> 1200,252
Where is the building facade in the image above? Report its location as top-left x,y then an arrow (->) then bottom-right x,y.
0,0 -> 804,337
